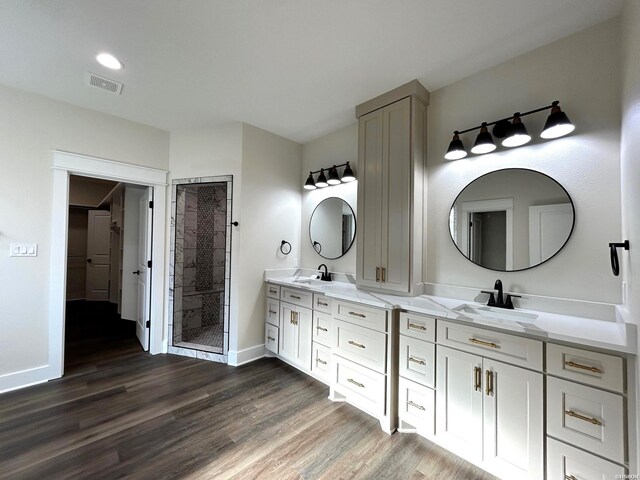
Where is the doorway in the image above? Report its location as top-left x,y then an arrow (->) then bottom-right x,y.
49,151 -> 167,381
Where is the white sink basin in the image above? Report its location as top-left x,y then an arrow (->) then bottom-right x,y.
293,277 -> 331,287
453,304 -> 538,324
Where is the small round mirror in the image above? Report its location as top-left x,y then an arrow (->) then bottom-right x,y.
449,168 -> 574,271
309,197 -> 356,260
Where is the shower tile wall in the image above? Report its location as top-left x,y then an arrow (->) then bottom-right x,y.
169,177 -> 232,359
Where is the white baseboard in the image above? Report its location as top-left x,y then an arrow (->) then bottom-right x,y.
228,344 -> 266,366
0,365 -> 54,394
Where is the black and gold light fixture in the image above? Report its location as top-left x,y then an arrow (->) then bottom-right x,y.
444,100 -> 574,159
303,162 -> 356,190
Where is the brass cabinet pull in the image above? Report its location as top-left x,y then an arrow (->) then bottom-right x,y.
290,311 -> 298,326
317,300 -> 328,307
564,409 -> 603,426
486,370 -> 494,396
564,360 -> 603,374
376,267 -> 380,282
290,294 -> 301,300
317,326 -> 328,332
381,267 -> 386,283
407,400 -> 425,411
408,356 -> 426,366
316,358 -> 327,365
348,311 -> 366,318
268,310 -> 277,315
474,366 -> 482,392
348,340 -> 366,349
408,322 -> 427,331
565,475 -> 578,480
267,336 -> 276,342
469,338 -> 499,349
347,378 -> 365,388
269,288 -> 277,294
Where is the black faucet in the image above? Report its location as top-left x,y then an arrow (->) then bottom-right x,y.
318,264 -> 331,282
481,279 -> 521,310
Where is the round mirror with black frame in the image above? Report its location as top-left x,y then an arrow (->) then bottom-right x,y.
309,197 -> 356,260
449,168 -> 575,272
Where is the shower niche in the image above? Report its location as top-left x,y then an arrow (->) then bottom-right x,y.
169,176 -> 232,360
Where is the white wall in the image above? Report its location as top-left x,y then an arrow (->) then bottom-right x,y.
621,0 -> 640,465
0,83 -> 169,383
238,124 -> 301,352
426,18 -> 622,303
301,123 -> 358,273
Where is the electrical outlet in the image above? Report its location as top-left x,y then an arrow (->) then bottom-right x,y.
9,243 -> 38,257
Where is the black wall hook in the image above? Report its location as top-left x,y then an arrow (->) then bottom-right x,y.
609,240 -> 629,276
280,240 -> 291,255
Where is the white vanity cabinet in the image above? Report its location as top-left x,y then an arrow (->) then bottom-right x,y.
434,318 -> 545,480
355,81 -> 428,295
329,298 -> 396,433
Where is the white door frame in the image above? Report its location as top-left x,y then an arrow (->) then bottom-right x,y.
50,150 -> 168,379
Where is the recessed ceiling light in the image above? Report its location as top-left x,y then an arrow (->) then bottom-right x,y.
96,53 -> 124,70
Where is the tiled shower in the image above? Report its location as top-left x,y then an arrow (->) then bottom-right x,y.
169,176 -> 232,361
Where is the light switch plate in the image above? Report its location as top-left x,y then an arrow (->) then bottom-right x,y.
9,243 -> 38,257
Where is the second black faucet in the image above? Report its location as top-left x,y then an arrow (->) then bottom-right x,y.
318,264 -> 331,282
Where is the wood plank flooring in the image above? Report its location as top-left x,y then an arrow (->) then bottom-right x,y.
0,302 -> 495,479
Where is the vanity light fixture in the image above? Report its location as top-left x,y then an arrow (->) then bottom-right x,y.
445,100 -> 574,159
303,162 -> 356,190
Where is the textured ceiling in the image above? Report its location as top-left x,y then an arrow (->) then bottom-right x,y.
0,0 -> 623,142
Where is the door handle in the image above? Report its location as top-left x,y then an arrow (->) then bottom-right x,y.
132,270 -> 141,275
375,267 -> 380,282
486,370 -> 494,396
381,267 -> 386,283
473,366 -> 481,391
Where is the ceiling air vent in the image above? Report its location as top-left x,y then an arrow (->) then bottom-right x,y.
86,72 -> 123,95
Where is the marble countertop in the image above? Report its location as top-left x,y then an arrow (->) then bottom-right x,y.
266,276 -> 636,354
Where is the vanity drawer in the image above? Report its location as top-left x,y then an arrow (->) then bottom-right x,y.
313,294 -> 332,314
266,283 -> 280,299
546,437 -> 626,480
313,311 -> 332,348
334,355 -> 386,416
437,320 -> 543,370
547,343 -> 624,393
547,376 -> 624,463
332,299 -> 387,333
398,377 -> 435,437
333,320 -> 387,374
399,335 -> 435,388
265,298 -> 280,327
281,287 -> 313,309
399,312 -> 436,343
265,323 -> 279,354
312,342 -> 331,382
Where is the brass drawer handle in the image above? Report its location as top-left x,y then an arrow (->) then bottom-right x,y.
290,294 -> 301,300
486,370 -> 494,396
469,338 -> 499,349
269,289 -> 277,294
317,326 -> 328,332
317,300 -> 328,307
408,322 -> 427,331
268,310 -> 277,315
347,378 -> 365,388
564,360 -> 603,374
407,400 -> 425,411
376,267 -> 380,282
564,409 -> 603,426
348,340 -> 366,349
267,336 -> 276,341
348,311 -> 366,318
565,475 -> 578,480
408,356 -> 426,366
316,358 -> 327,365
474,366 -> 481,392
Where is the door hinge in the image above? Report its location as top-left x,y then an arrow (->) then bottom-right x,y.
147,260 -> 152,268
149,201 -> 154,209
146,320 -> 150,328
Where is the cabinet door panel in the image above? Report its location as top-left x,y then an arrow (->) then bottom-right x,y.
436,346 -> 483,462
295,307 -> 313,371
483,358 -> 543,480
279,303 -> 297,363
381,97 -> 411,293
356,109 -> 384,289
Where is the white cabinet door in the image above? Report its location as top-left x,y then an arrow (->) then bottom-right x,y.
483,359 -> 543,480
380,97 -> 411,293
436,346 -> 483,462
294,307 -> 312,371
279,303 -> 297,364
278,303 -> 312,371
356,107 -> 384,289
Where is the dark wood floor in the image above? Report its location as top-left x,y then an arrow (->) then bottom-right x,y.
0,303 -> 495,479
